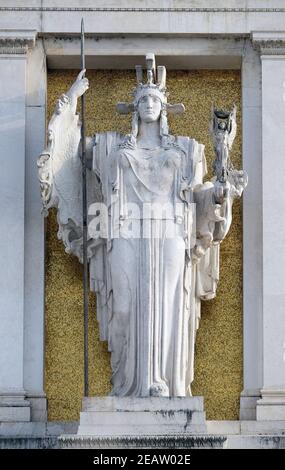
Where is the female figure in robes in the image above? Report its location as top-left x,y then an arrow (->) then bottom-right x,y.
38,55 -> 247,398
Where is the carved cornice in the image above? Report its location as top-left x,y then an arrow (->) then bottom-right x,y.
251,31 -> 285,56
1,7 -> 285,13
0,30 -> 37,55
59,434 -> 227,449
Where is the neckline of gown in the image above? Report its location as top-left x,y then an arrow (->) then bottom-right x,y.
136,146 -> 164,159
137,146 -> 161,150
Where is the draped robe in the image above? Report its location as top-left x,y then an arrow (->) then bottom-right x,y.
89,132 -> 220,397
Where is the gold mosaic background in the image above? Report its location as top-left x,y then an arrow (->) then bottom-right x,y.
46,69 -> 242,421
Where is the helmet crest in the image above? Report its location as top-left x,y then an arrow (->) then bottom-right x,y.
116,53 -> 185,116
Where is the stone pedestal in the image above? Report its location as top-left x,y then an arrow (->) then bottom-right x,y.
59,396 -> 226,449
59,434 -> 226,449
77,397 -> 206,437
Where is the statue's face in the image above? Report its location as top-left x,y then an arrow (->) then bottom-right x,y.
138,94 -> 162,123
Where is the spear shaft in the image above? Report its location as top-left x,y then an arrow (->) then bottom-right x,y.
81,18 -> 89,397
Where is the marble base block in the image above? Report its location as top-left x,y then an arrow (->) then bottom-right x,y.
257,389 -> 285,420
77,396 -> 206,436
0,393 -> 30,422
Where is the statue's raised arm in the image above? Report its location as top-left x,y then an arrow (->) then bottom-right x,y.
37,70 -> 98,261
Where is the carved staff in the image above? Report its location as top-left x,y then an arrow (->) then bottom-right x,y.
210,105 -> 248,202
81,18 -> 89,397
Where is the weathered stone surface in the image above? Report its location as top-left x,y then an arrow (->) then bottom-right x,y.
59,434 -> 226,449
77,397 -> 206,437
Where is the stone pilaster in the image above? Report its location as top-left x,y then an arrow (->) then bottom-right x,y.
239,39 -> 263,420
251,31 -> 285,420
0,29 -> 37,422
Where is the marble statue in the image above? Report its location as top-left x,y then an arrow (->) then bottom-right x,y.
38,54 -> 247,398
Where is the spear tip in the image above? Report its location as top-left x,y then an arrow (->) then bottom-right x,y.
81,18 -> 85,71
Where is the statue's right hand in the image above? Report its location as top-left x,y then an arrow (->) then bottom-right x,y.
68,69 -> 89,99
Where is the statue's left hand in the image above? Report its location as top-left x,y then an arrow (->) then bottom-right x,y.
193,168 -> 247,254
214,180 -> 231,203
214,170 -> 248,203
212,172 -> 247,242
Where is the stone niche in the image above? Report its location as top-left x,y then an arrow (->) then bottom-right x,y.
45,69 -> 242,422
